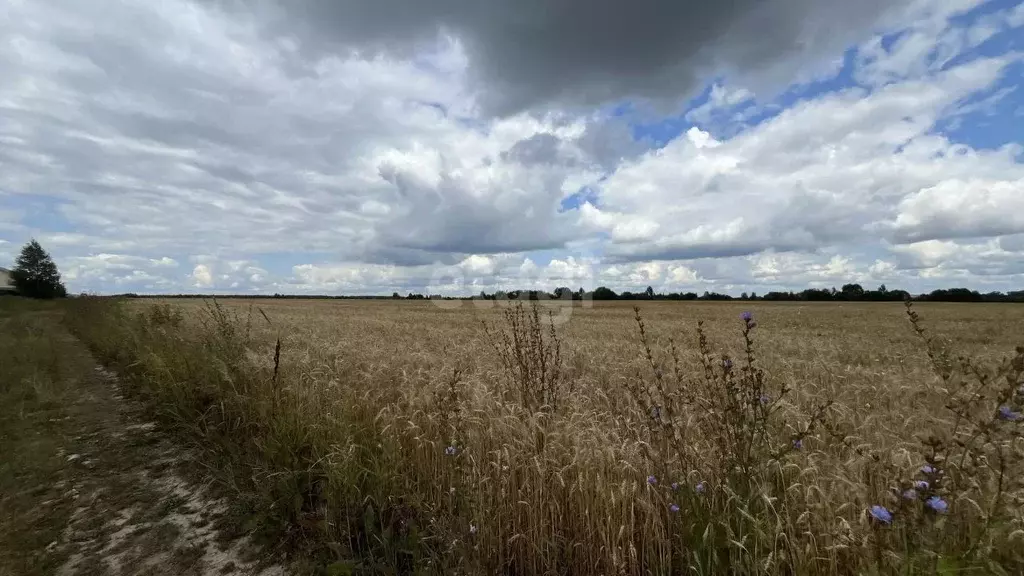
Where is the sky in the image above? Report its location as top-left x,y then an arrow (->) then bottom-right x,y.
0,0 -> 1022,296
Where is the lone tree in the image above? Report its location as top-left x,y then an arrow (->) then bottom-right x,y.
11,239 -> 67,299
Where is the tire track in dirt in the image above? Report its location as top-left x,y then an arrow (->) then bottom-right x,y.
0,308 -> 291,576
52,363 -> 290,576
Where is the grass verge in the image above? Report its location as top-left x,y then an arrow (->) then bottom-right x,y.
1,298 -> 289,576
0,299 -> 83,575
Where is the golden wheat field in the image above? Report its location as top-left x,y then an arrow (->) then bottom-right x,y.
67,298 -> 1024,575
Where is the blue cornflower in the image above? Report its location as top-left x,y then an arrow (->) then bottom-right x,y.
445,445 -> 457,456
914,480 -> 929,490
741,311 -> 753,322
671,482 -> 680,491
998,405 -> 1022,421
792,439 -> 803,450
869,505 -> 893,525
925,496 -> 948,514
695,481 -> 707,494
903,489 -> 917,500
669,503 -> 680,513
647,475 -> 657,486
920,464 -> 935,475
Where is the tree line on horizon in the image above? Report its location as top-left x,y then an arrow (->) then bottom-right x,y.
115,283 -> 1024,303
5,239 -> 1019,304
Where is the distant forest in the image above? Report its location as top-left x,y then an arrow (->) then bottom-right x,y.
115,283 -> 1024,303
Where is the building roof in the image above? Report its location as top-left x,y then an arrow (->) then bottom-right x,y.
0,268 -> 13,291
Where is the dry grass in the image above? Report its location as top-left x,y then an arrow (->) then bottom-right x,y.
65,298 -> 1024,575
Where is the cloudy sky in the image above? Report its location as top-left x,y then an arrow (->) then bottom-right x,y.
1,0 -> 1022,295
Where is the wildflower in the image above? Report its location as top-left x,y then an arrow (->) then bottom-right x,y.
650,405 -> 661,420
695,481 -> 706,494
646,475 -> 657,486
792,439 -> 803,450
741,311 -> 753,322
869,505 -> 893,525
759,394 -> 771,405
723,359 -> 733,369
913,480 -> 929,490
669,504 -> 680,513
445,445 -> 458,456
902,489 -> 917,500
920,464 -> 935,475
449,486 -> 456,494
469,524 -> 478,535
671,482 -> 680,491
925,496 -> 948,514
998,405 -> 1022,421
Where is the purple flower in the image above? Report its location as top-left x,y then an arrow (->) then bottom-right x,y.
869,505 -> 893,525
650,405 -> 661,419
646,475 -> 657,486
925,496 -> 948,514
759,394 -> 771,405
741,311 -> 753,322
925,496 -> 948,513
695,481 -> 707,494
998,405 -> 1022,421
920,464 -> 935,475
669,503 -> 680,513
671,482 -> 680,491
445,445 -> 457,456
902,489 -> 918,500
723,359 -> 733,369
792,439 -> 803,450
913,480 -> 929,490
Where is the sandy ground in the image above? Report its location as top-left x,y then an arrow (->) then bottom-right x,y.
24,346 -> 293,576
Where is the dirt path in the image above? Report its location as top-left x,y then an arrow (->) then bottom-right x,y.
0,304 -> 290,576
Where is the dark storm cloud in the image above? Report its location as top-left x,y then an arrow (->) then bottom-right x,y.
236,0 -> 914,115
